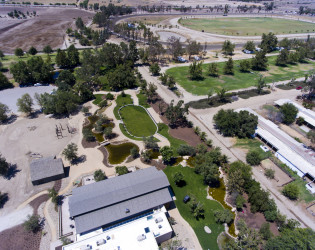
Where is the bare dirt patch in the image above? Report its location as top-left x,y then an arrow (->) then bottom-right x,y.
0,7 -> 94,53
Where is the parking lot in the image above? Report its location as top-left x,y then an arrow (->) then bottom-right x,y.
0,85 -> 56,113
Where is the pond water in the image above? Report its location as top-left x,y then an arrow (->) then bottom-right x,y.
186,156 -> 195,167
209,178 -> 236,237
105,143 -> 139,164
86,116 -> 115,143
157,31 -> 187,42
148,149 -> 160,159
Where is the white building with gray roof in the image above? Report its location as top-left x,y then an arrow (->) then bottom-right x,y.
68,167 -> 173,237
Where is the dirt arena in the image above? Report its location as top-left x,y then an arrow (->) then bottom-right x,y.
0,7 -> 94,53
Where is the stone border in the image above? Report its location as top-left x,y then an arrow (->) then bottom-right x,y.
118,104 -> 158,139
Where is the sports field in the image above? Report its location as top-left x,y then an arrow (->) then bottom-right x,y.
179,17 -> 315,36
119,105 -> 157,137
166,56 -> 315,95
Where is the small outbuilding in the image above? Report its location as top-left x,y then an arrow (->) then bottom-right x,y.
30,156 -> 65,185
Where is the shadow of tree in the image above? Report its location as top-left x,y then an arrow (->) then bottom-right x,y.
5,164 -> 21,180
0,192 -> 9,209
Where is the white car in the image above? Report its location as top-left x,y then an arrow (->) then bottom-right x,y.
34,83 -> 42,87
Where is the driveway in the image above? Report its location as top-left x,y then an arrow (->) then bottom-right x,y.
0,85 -> 56,113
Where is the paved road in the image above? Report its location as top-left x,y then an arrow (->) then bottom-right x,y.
138,64 -> 315,230
0,85 -> 56,113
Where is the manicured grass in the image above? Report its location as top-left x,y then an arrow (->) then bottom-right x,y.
234,138 -> 272,160
92,94 -> 104,105
179,17 -> 315,36
120,105 -> 157,137
158,123 -> 186,152
137,92 -> 150,108
164,166 -> 224,250
166,56 -> 315,95
113,94 -> 133,120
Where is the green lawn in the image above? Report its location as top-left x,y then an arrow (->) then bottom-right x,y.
119,105 -> 157,137
179,17 -> 315,36
92,94 -> 104,105
158,123 -> 186,153
166,56 -> 315,95
234,138 -> 272,160
137,93 -> 150,108
113,94 -> 133,120
164,166 -> 224,250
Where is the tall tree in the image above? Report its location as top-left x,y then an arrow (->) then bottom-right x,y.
28,46 -> 37,56
257,75 -> 266,94
261,32 -> 278,52
189,61 -> 203,80
75,17 -> 84,30
43,45 -> 53,54
186,40 -> 202,59
167,36 -> 184,59
280,103 -> 298,124
14,48 -> 24,58
16,93 -> 33,115
251,50 -> 268,71
0,103 -> 10,123
0,72 -> 13,90
224,57 -> 234,75
208,62 -> 219,77
222,40 -> 235,55
56,49 -> 69,68
243,41 -> 255,51
67,45 -> 80,67
165,100 -> 189,127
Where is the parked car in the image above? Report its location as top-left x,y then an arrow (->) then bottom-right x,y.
193,55 -> 201,61
34,83 -> 42,87
177,56 -> 187,63
296,86 -> 303,90
183,195 -> 190,203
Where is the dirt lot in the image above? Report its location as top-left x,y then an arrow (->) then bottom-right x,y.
0,114 -> 79,216
0,6 -> 94,53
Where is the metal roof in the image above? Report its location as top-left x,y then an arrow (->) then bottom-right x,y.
29,156 -> 64,182
74,188 -> 172,234
69,167 -> 171,218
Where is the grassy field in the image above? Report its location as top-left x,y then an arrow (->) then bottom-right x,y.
136,93 -> 150,108
113,94 -> 133,120
158,123 -> 186,153
234,138 -> 272,160
179,17 -> 315,36
120,105 -> 157,137
92,94 -> 104,105
164,166 -> 224,250
166,56 -> 315,95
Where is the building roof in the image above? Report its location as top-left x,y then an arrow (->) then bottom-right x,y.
237,108 -> 315,179
68,167 -> 172,234
30,156 -> 64,182
274,99 -> 315,127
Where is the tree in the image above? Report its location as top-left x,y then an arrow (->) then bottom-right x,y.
146,83 -> 157,102
173,171 -> 185,186
23,215 -> 41,233
62,143 -> 78,163
189,61 -> 203,80
280,103 -> 298,125
165,100 -> 188,127
222,40 -> 235,55
261,32 -> 278,52
186,40 -> 202,59
282,182 -> 299,200
28,46 -> 37,56
177,144 -> 196,156
243,41 -> 255,51
260,222 -> 273,240
160,146 -> 174,164
14,48 -> 24,57
130,147 -> 139,159
251,50 -> 268,71
246,150 -> 261,166
227,161 -> 252,194
265,169 -> 275,179
0,103 -> 10,123
82,127 -> 95,142
167,36 -> 184,59
43,45 -> 53,54
149,63 -> 160,76
60,236 -> 72,246
48,187 -> 59,207
67,45 -> 80,67
104,127 -> 113,139
17,93 -> 33,115
189,198 -> 204,219
0,154 -> 10,177
94,169 -> 106,182
307,130 -> 315,144
144,136 -> 159,150
276,49 -> 289,66
214,209 -> 234,224
56,49 -> 69,68
75,17 -> 84,30
159,73 -> 169,85
239,60 -> 251,72
107,64 -> 136,91
208,62 -> 219,77
0,50 -> 4,59
55,70 -> 76,90
115,166 -> 128,176
0,72 -> 13,91
256,75 -> 266,94
224,57 -> 234,75
236,194 -> 246,210
106,93 -> 114,100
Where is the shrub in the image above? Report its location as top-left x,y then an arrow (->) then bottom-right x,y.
260,222 -> 273,240
94,169 -> 106,182
246,150 -> 262,166
115,166 -> 128,176
214,209 -> 234,224
177,144 -> 196,156
236,194 -> 246,210
282,182 -> 299,200
106,93 -> 114,100
173,172 -> 185,186
82,127 -> 95,142
130,147 -> 139,159
280,103 -> 298,125
23,215 -> 41,233
264,168 -> 275,179
296,116 -> 305,126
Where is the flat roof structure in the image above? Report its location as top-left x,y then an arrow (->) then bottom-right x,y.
237,108 -> 315,181
30,156 -> 64,185
68,167 -> 173,235
274,99 -> 315,128
63,207 -> 172,250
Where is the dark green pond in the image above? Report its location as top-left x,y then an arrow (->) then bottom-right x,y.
209,178 -> 236,237
105,143 -> 139,164
148,149 -> 160,159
